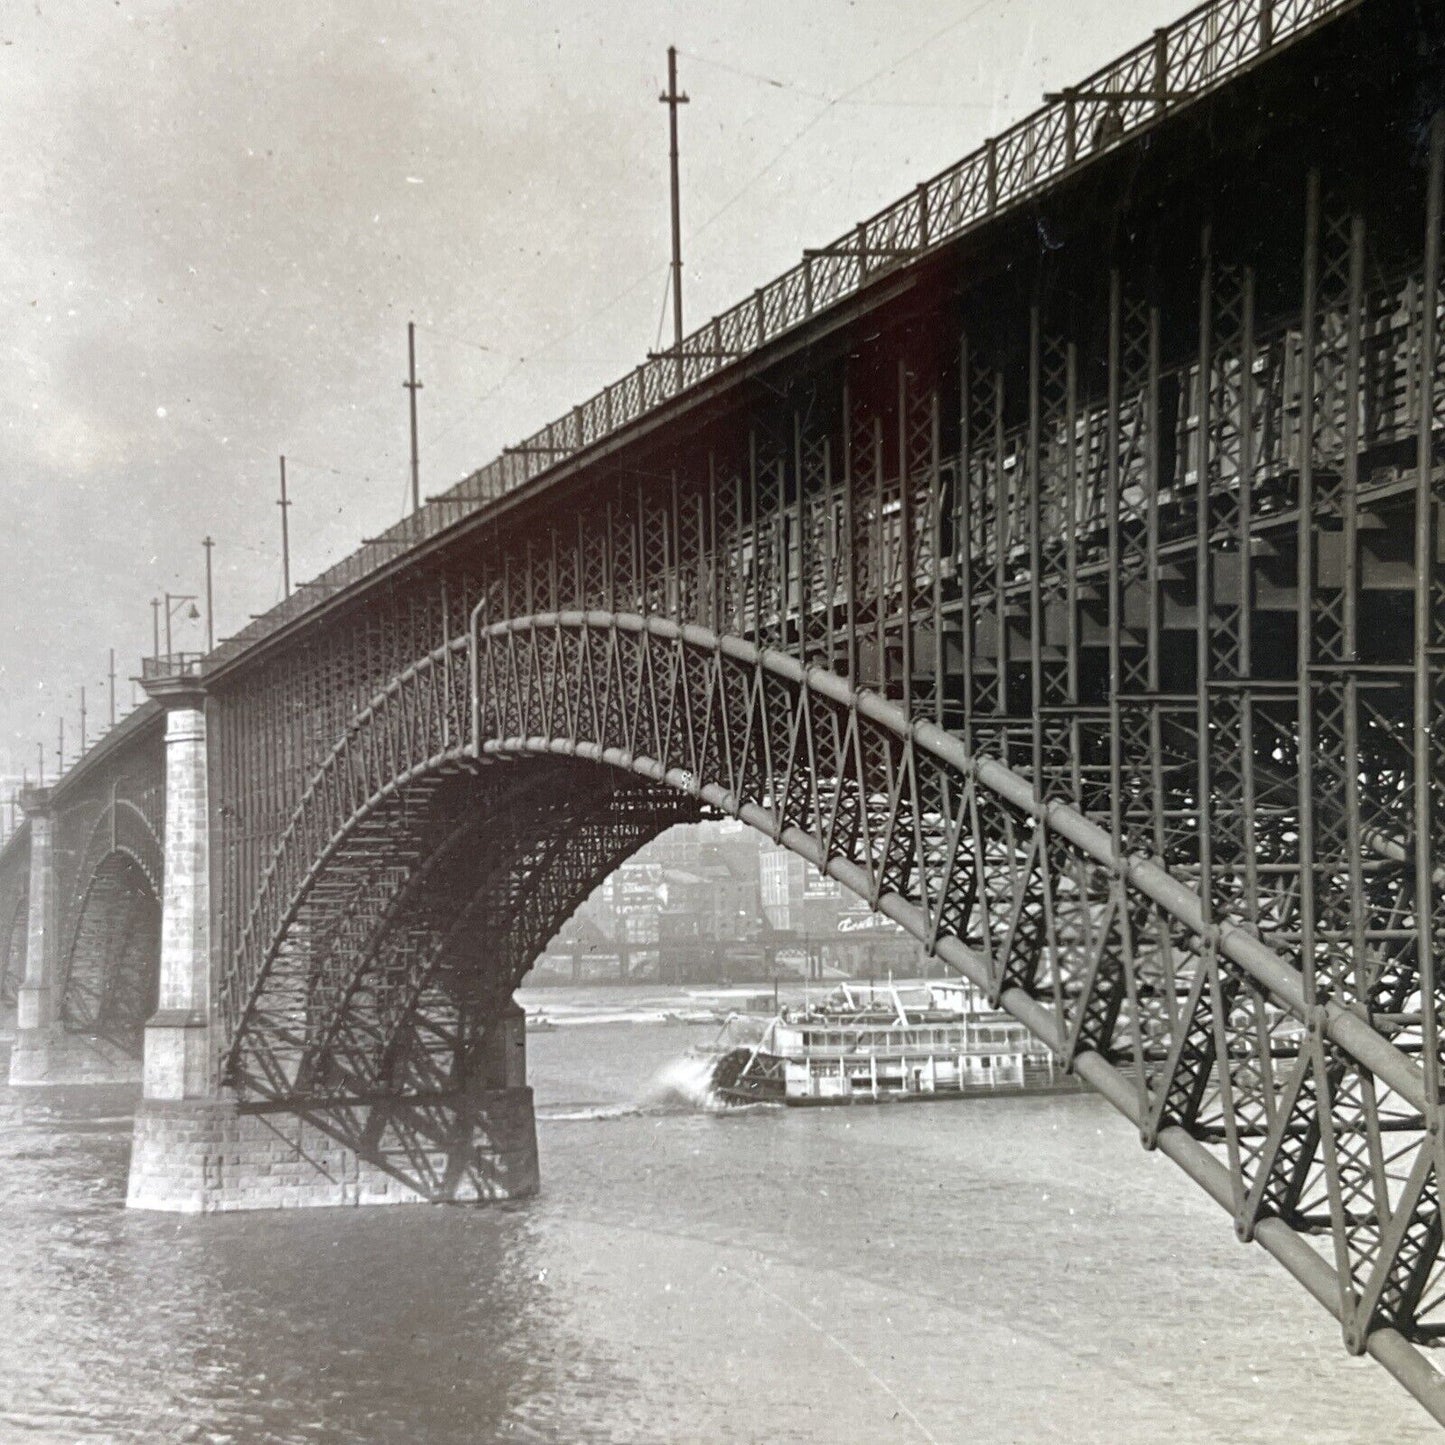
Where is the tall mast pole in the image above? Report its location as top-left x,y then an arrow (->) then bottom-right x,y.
151,597 -> 161,660
108,648 -> 116,728
405,322 -> 423,515
79,686 -> 86,753
202,535 -> 215,651
278,455 -> 292,598
660,47 -> 689,356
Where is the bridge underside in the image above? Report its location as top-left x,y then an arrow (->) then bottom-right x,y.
11,850 -> 159,1085
129,760 -> 697,1211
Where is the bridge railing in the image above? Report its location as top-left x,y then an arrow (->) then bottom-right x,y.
140,653 -> 206,680
202,0 -> 1357,676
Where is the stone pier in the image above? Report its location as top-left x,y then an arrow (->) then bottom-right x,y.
7,787 -> 147,1087
125,666 -> 538,1212
7,787 -> 71,1085
127,1011 -> 538,1213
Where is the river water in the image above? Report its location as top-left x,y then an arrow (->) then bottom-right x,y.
0,983 -> 1434,1444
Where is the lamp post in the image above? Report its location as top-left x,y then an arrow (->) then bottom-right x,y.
151,597 -> 161,661
163,592 -> 200,661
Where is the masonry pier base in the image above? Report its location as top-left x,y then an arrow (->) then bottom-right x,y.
7,1025 -> 140,1086
126,1083 -> 539,1213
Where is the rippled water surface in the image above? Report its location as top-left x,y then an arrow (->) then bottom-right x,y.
0,985 -> 1435,1443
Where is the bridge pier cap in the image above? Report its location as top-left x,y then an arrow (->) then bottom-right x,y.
138,663 -> 213,1101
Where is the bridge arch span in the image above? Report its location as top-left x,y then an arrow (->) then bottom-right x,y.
59,849 -> 160,1051
228,745 -> 697,1104
472,609 -> 1438,1392
1,886 -> 27,1022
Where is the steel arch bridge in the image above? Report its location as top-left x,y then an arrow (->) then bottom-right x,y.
4,0 -> 1445,1417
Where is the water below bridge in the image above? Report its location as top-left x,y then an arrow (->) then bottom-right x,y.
0,984 -> 1434,1443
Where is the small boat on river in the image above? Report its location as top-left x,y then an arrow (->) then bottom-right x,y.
703,980 -> 1075,1106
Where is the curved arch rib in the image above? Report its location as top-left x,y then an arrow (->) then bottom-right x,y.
223,636 -> 471,1053
473,608 -> 1445,1415
1,887 -> 27,1009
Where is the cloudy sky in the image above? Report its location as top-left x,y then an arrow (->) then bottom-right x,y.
0,0 -> 1178,780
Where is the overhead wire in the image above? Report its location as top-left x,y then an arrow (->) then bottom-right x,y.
682,0 -> 998,248
414,13 -> 1001,467
298,7 -> 1006,529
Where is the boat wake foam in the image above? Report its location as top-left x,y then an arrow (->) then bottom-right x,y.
645,1052 -> 730,1112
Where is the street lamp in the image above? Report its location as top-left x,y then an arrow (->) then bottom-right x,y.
163,591 -> 200,661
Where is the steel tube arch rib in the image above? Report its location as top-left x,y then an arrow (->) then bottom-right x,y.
472,606 -> 1445,1421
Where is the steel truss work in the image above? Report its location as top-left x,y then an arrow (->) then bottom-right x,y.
229,755 -> 696,1103
53,759 -> 164,1052
202,60 -> 1445,1405
3,0 -> 1444,1414
197,0 -> 1361,670
0,820 -> 28,1017
0,732 -> 166,1051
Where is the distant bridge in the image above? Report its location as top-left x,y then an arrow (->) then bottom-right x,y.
5,0 -> 1445,1419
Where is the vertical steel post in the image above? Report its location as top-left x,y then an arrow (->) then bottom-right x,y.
708,453 -> 721,632
873,416 -> 886,695
958,335 -> 975,748
842,381 -> 859,685
749,429 -> 762,641
1416,114 -> 1444,1105
793,411 -> 807,660
1107,271 -> 1125,850
897,362 -> 915,713
993,370 -> 1010,753
1145,302 -> 1165,863
932,389 -> 944,728
1028,305 -> 1044,792
604,500 -> 616,612
823,434 -> 837,671
635,478 -> 647,615
1195,226 -> 1215,927
1238,266 -> 1260,925
1298,173 -> 1320,1008
1064,339 -> 1081,806
1342,213 -> 1366,1001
